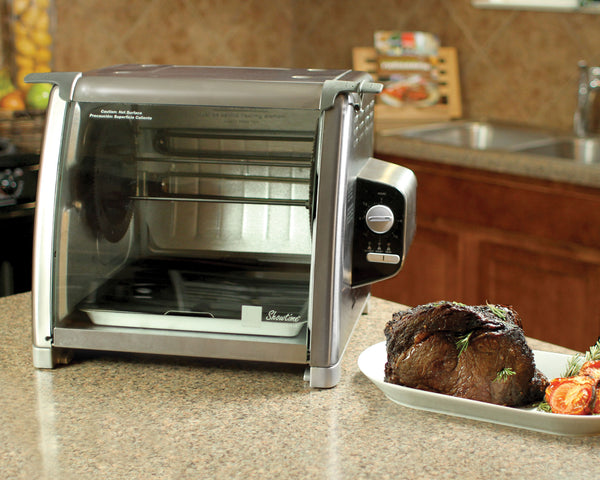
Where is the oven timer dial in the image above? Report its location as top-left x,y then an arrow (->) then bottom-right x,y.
365,204 -> 394,234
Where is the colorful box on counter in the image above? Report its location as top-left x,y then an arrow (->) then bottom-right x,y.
374,31 -> 440,108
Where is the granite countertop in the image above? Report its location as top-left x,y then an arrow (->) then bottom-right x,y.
375,131 -> 600,189
2,292 -> 599,480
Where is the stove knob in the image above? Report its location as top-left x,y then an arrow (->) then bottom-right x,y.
365,205 -> 394,234
0,170 -> 18,196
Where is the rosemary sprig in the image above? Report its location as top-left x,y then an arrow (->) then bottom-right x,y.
562,354 -> 584,378
561,338 -> 600,377
456,331 -> 473,358
486,302 -> 506,320
493,367 -> 516,382
535,400 -> 552,413
583,338 -> 600,363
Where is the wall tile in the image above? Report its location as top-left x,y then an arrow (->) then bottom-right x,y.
53,0 -> 600,132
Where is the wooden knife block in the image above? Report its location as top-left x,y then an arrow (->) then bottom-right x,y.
352,46 -> 462,129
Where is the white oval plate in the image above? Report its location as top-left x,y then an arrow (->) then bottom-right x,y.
358,342 -> 600,436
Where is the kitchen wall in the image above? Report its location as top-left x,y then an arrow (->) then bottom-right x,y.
55,0 -> 600,132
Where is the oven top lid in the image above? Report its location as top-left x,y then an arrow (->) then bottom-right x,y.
25,65 -> 382,111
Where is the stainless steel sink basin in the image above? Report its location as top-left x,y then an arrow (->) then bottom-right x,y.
386,120 -> 556,151
384,120 -> 600,164
515,136 -> 600,164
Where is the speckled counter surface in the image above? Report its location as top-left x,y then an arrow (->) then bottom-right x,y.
375,132 -> 600,189
2,292 -> 598,480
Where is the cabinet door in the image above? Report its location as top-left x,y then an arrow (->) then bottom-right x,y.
477,241 -> 600,352
372,224 -> 462,307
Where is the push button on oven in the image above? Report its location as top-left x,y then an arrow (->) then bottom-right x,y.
366,252 -> 400,264
365,205 -> 394,234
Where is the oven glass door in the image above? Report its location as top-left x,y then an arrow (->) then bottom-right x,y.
54,102 -> 319,338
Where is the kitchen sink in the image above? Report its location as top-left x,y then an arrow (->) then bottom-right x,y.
515,136 -> 600,164
386,120 -> 557,151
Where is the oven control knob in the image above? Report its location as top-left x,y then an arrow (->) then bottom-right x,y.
365,205 -> 394,234
0,169 -> 18,196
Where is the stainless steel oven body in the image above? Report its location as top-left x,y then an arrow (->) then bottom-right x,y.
28,65 -> 416,387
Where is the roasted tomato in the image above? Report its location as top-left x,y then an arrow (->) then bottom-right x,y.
580,360 -> 600,414
592,393 -> 600,415
579,360 -> 600,381
545,376 -> 596,415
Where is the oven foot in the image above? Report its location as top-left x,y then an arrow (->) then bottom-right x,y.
32,346 -> 73,368
306,362 -> 341,388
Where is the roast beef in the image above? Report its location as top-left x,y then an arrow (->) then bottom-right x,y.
384,301 -> 548,406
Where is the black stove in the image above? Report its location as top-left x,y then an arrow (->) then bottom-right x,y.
0,147 -> 39,296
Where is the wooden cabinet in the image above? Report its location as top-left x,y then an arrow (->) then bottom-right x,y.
372,154 -> 600,351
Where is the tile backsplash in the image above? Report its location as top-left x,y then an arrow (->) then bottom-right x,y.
55,0 -> 600,132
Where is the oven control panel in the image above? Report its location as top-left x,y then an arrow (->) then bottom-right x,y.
352,159 -> 416,287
